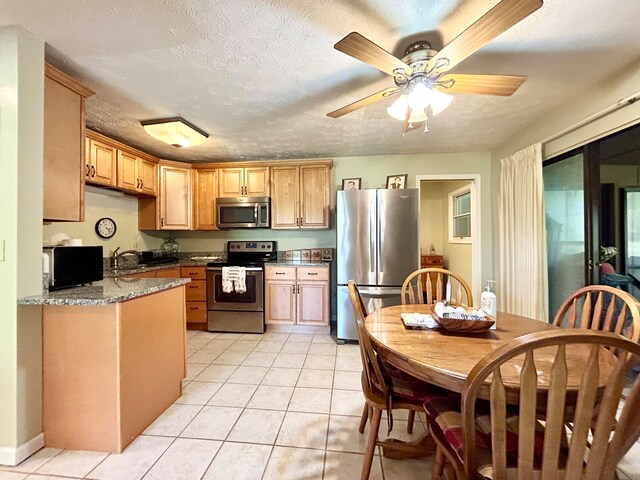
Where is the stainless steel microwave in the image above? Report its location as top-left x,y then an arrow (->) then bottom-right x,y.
216,196 -> 270,229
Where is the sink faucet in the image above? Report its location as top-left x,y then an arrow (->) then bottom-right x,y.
111,247 -> 141,269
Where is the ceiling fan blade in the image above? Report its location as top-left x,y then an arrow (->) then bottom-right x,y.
428,0 -> 543,73
327,87 -> 400,118
335,32 -> 411,77
436,74 -> 526,96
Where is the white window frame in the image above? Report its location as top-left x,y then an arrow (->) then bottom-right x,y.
448,185 -> 472,244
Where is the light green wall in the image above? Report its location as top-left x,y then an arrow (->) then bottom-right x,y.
0,27 -> 44,465
44,187 -> 164,256
43,152 -> 495,282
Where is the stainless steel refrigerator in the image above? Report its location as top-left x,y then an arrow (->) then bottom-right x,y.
336,189 -> 419,341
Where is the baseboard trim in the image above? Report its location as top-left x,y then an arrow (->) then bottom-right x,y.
0,432 -> 44,467
267,324 -> 331,334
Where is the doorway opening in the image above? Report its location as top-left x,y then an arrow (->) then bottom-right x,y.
417,175 -> 480,301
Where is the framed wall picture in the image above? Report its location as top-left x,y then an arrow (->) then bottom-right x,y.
386,174 -> 407,189
342,178 -> 362,190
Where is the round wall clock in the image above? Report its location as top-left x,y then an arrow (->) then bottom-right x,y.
95,217 -> 117,239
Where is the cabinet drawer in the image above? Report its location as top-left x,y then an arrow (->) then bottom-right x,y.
185,280 -> 206,301
181,267 -> 206,280
155,267 -> 181,278
265,266 -> 296,281
297,267 -> 329,281
185,302 -> 207,323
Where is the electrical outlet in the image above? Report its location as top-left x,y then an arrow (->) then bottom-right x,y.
132,240 -> 139,249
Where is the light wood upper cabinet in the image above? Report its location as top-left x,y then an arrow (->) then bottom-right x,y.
116,149 -> 138,192
138,159 -> 158,196
218,167 -> 269,197
300,165 -> 330,229
193,169 -> 218,230
43,64 -> 94,221
271,164 -> 330,230
87,139 -> 117,187
86,131 -> 158,197
245,167 -> 270,196
218,168 -> 244,197
116,149 -> 157,196
160,165 -> 192,230
271,166 -> 299,229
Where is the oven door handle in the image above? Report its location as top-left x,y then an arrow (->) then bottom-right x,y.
207,267 -> 263,272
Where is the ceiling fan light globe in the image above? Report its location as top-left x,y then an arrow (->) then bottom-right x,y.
407,82 -> 432,110
408,108 -> 428,123
386,94 -> 409,121
430,90 -> 453,116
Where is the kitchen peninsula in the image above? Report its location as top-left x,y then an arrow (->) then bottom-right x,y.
18,278 -> 189,453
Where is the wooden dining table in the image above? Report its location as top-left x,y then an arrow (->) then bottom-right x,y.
365,304 -> 616,404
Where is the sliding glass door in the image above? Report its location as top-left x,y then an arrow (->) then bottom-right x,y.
544,123 -> 640,320
544,153 -> 588,317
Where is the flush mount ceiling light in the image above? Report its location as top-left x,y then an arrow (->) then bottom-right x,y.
141,117 -> 208,148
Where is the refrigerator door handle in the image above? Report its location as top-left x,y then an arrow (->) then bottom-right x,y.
358,287 -> 402,296
370,201 -> 376,273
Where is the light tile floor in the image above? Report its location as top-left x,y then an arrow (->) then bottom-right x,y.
2,330 -> 639,480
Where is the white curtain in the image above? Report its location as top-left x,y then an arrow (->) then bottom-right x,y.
499,143 -> 549,322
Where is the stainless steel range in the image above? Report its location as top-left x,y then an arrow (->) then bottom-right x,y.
206,241 -> 277,333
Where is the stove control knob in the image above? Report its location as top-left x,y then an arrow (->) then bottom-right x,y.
261,245 -> 265,249
266,245 -> 271,249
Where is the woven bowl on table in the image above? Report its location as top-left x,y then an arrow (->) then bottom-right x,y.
433,311 -> 495,333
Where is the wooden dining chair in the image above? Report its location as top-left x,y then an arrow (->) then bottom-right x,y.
425,329 -> 640,480
348,280 -> 436,480
401,268 -> 473,306
553,285 -> 640,342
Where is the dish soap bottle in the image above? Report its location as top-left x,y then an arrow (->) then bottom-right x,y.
481,281 -> 497,329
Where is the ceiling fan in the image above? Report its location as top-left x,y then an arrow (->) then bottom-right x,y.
327,0 -> 543,134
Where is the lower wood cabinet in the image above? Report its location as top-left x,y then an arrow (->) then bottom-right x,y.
123,266 -> 180,279
42,286 -> 185,452
181,267 -> 207,329
265,265 -> 329,326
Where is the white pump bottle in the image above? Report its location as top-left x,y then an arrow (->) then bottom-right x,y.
480,280 -> 497,329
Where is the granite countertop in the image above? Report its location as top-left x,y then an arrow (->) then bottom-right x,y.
104,258 -> 218,278
18,277 -> 191,306
267,261 -> 331,267
104,257 -> 330,277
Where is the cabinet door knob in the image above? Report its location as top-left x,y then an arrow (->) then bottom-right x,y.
140,179 -> 144,188
85,164 -> 89,176
91,165 -> 96,177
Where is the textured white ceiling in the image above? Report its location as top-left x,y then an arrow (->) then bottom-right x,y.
2,0 -> 640,161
